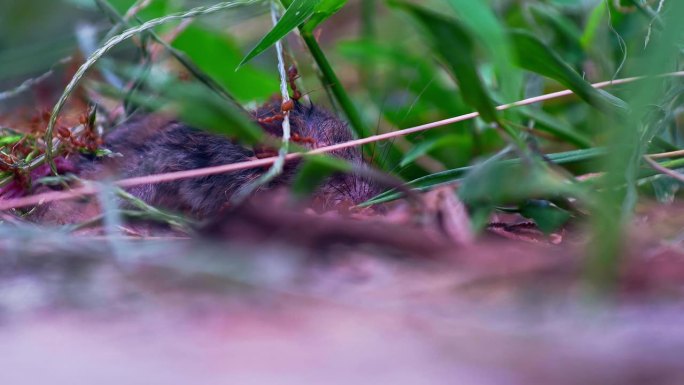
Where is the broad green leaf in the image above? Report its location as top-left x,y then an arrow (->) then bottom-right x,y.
457,161 -> 577,206
519,199 -> 571,234
158,81 -> 263,144
527,4 -> 584,65
239,0 -> 319,68
173,25 -> 278,102
519,107 -> 593,148
399,135 -> 462,167
509,30 -> 628,112
363,147 -> 606,206
392,2 -> 499,123
304,0 -> 348,32
100,73 -> 263,144
529,4 -> 583,47
337,39 -> 469,118
292,154 -> 352,198
0,135 -> 23,146
107,0 -> 175,21
444,0 -> 521,104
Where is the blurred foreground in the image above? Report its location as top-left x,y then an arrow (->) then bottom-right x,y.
2,202 -> 684,385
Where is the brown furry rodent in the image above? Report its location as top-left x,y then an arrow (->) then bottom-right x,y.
94,99 -> 377,217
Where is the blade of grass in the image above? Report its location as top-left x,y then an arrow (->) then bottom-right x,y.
586,0 -> 684,291
364,147 -> 606,206
95,0 -> 247,111
444,0 -> 521,104
230,2 -> 293,204
509,30 -> 628,112
393,2 -> 499,123
279,0 -> 369,141
239,0 -> 318,68
44,0 -> 259,175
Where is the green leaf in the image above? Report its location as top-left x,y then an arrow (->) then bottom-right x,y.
99,72 -> 263,144
107,0 -> 179,20
580,1 -> 607,49
304,0 -> 348,32
650,177 -> 680,204
444,0 -> 521,104
173,25 -> 278,102
158,82 -> 263,144
337,39 -> 469,117
399,135 -> 462,167
363,147 -> 606,206
107,0 -> 176,21
519,199 -> 571,234
529,4 -> 583,49
509,30 -> 628,112
239,0 -> 319,68
457,161 -> 576,206
392,2 -> 499,123
0,134 -> 23,146
291,154 -> 352,198
519,107 -> 593,148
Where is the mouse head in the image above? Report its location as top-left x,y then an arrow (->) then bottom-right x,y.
254,99 -> 380,211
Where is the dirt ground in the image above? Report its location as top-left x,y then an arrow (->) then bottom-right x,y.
1,200 -> 684,385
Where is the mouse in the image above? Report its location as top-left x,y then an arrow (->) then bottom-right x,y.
82,98 -> 378,218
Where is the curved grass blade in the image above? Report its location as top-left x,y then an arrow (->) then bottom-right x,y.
509,30 -> 628,113
275,0 -> 369,144
44,0 -> 259,175
399,135 -> 463,167
239,0 -> 350,67
238,0 -> 319,68
98,73 -> 263,144
580,1 -> 607,49
363,147 -> 606,206
519,107 -> 593,148
392,2 -> 499,123
94,0 -> 248,110
304,0 -> 348,33
444,0 -> 521,104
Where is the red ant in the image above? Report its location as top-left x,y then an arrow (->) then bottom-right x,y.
257,65 -> 303,124
257,113 -> 284,125
0,152 -> 30,191
291,132 -> 316,146
56,109 -> 103,154
281,99 -> 295,113
287,65 -> 302,101
255,65 -> 318,148
253,143 -> 279,159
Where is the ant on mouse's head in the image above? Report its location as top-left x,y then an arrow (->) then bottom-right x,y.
254,65 -> 357,152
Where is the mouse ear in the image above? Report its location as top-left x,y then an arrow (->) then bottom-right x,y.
302,99 -> 316,116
